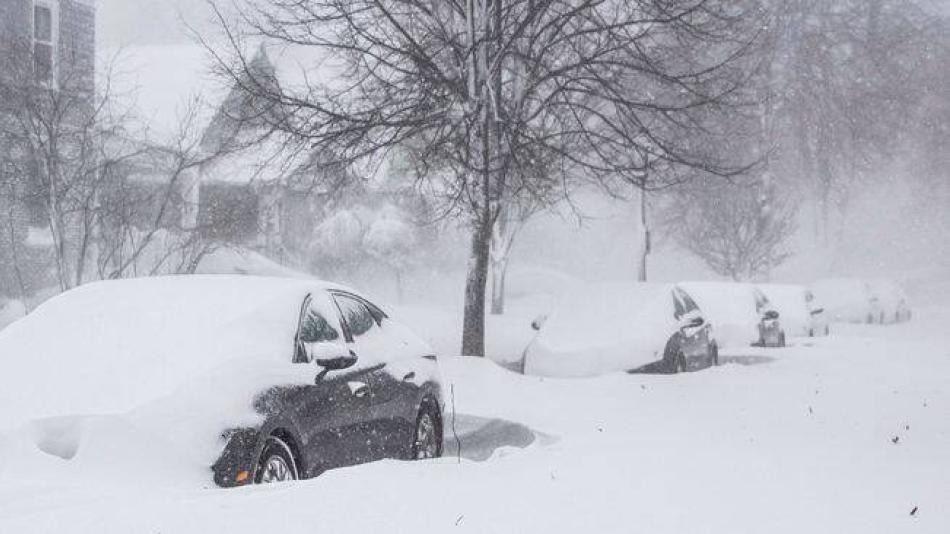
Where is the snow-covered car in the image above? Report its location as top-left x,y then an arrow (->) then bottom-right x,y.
811,278 -> 885,324
867,279 -> 912,324
804,289 -> 831,336
752,287 -> 786,347
522,283 -> 718,377
757,284 -> 830,338
680,282 -> 786,348
0,276 -> 443,487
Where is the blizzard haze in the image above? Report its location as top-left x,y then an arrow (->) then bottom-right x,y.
2,1 -> 950,533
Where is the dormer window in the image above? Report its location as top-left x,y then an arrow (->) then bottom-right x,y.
33,3 -> 56,85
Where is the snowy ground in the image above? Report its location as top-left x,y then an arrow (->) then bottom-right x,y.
1,308 -> 948,533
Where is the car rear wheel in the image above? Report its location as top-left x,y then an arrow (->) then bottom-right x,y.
412,403 -> 443,460
709,343 -> 719,367
778,333 -> 786,348
255,436 -> 298,484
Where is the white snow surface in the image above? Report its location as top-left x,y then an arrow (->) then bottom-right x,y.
0,306 -> 948,532
523,283 -> 677,377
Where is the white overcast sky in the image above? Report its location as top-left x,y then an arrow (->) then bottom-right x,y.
98,0 -> 218,47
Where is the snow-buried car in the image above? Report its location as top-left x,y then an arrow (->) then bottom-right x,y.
0,276 -> 443,487
523,283 -> 718,377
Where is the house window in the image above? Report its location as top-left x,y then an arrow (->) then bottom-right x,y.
33,3 -> 56,84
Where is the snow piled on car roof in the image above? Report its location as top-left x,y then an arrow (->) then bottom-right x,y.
0,276 -> 337,429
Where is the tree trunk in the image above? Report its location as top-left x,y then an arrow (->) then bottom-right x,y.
489,257 -> 508,315
461,212 -> 492,357
637,187 -> 649,282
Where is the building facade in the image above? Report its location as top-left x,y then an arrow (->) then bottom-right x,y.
0,0 -> 96,298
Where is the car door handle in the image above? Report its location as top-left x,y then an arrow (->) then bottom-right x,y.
403,372 -> 416,381
348,381 -> 369,398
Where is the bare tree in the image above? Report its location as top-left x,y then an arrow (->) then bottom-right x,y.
0,39 -> 227,296
665,175 -> 796,281
757,0 -> 936,242
208,0 -> 760,356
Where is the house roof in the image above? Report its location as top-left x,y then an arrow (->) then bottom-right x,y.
102,40 -> 358,187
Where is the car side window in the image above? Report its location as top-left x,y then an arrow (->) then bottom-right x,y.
681,293 -> 700,313
672,291 -> 686,319
300,303 -> 340,344
333,294 -> 378,339
295,293 -> 343,363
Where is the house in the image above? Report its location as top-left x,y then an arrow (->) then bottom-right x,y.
0,0 -> 95,93
114,43 -> 356,268
0,0 -> 96,298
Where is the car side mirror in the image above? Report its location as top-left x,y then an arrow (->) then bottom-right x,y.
531,314 -> 548,332
312,346 -> 358,383
682,316 -> 705,329
316,353 -> 358,371
764,310 -> 780,320
306,342 -> 356,368
810,308 -> 825,316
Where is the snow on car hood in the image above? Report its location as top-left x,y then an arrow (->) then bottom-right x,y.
0,275 -> 338,430
524,283 -> 677,377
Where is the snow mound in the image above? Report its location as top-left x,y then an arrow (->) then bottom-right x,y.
0,276 -> 338,430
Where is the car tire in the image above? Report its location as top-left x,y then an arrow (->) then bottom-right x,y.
411,401 -> 443,460
709,343 -> 719,367
255,436 -> 299,484
825,325 -> 830,336
778,333 -> 786,348
809,328 -> 815,338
